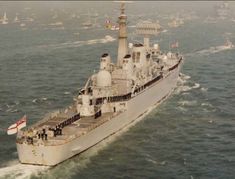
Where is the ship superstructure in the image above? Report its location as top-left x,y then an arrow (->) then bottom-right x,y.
16,3 -> 183,166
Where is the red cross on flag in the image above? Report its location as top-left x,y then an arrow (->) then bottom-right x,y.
7,115 -> 27,135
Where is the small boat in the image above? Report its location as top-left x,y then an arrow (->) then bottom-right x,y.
168,19 -> 180,28
223,39 -> 234,48
20,17 -> 34,22
13,14 -> 20,23
48,21 -> 63,26
82,21 -> 93,28
20,23 -> 26,27
105,19 -> 119,31
203,16 -> 217,24
82,11 -> 93,28
25,17 -> 34,22
209,39 -> 234,53
110,25 -> 119,31
2,12 -> 8,25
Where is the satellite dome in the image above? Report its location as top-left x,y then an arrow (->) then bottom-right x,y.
96,70 -> 112,87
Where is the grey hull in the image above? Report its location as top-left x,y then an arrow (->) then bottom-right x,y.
17,65 -> 181,166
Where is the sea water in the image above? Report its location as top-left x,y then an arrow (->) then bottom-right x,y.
0,2 -> 234,179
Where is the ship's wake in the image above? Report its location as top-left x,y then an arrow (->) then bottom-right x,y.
0,108 -> 154,179
174,73 -> 201,95
38,35 -> 116,50
185,45 -> 234,57
195,46 -> 234,55
1,101 -> 20,113
40,105 -> 158,178
0,73 -> 205,178
176,73 -> 209,95
0,149 -> 101,179
175,73 -> 215,113
32,97 -> 48,104
0,160 -> 49,179
20,98 -> 159,178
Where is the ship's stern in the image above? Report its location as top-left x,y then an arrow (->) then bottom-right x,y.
16,142 -> 71,166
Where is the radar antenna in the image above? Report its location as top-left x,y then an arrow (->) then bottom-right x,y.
136,21 -> 162,48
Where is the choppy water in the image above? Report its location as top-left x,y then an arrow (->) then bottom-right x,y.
0,2 -> 235,179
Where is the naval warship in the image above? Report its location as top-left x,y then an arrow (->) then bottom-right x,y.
16,3 -> 183,166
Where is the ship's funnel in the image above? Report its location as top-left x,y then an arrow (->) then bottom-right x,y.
100,53 -> 111,70
122,54 -> 133,78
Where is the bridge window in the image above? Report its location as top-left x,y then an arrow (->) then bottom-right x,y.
132,52 -> 140,63
136,52 -> 140,62
132,52 -> 136,62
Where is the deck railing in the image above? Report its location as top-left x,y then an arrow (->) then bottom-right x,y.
95,74 -> 163,105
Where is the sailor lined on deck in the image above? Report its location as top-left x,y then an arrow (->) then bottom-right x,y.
37,128 -> 48,140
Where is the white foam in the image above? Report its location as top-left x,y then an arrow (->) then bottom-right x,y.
195,45 -> 234,55
86,39 -> 98,45
201,87 -> 208,92
64,91 -> 71,95
178,100 -> 197,106
104,35 -> 115,41
160,161 -> 167,165
177,106 -> 188,112
10,109 -> 19,113
39,35 -> 116,50
201,103 -> 213,107
177,77 -> 187,85
0,161 -> 49,179
175,86 -> 193,94
5,107 -> 19,113
146,158 -> 157,164
0,89 -> 173,178
208,120 -> 213,124
6,104 -> 14,108
175,74 -> 202,94
6,108 -> 12,112
32,99 -> 37,103
192,83 -> 200,89
179,73 -> 191,83
183,75 -> 191,80
14,101 -> 20,105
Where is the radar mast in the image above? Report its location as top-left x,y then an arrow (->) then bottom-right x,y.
117,2 -> 128,66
